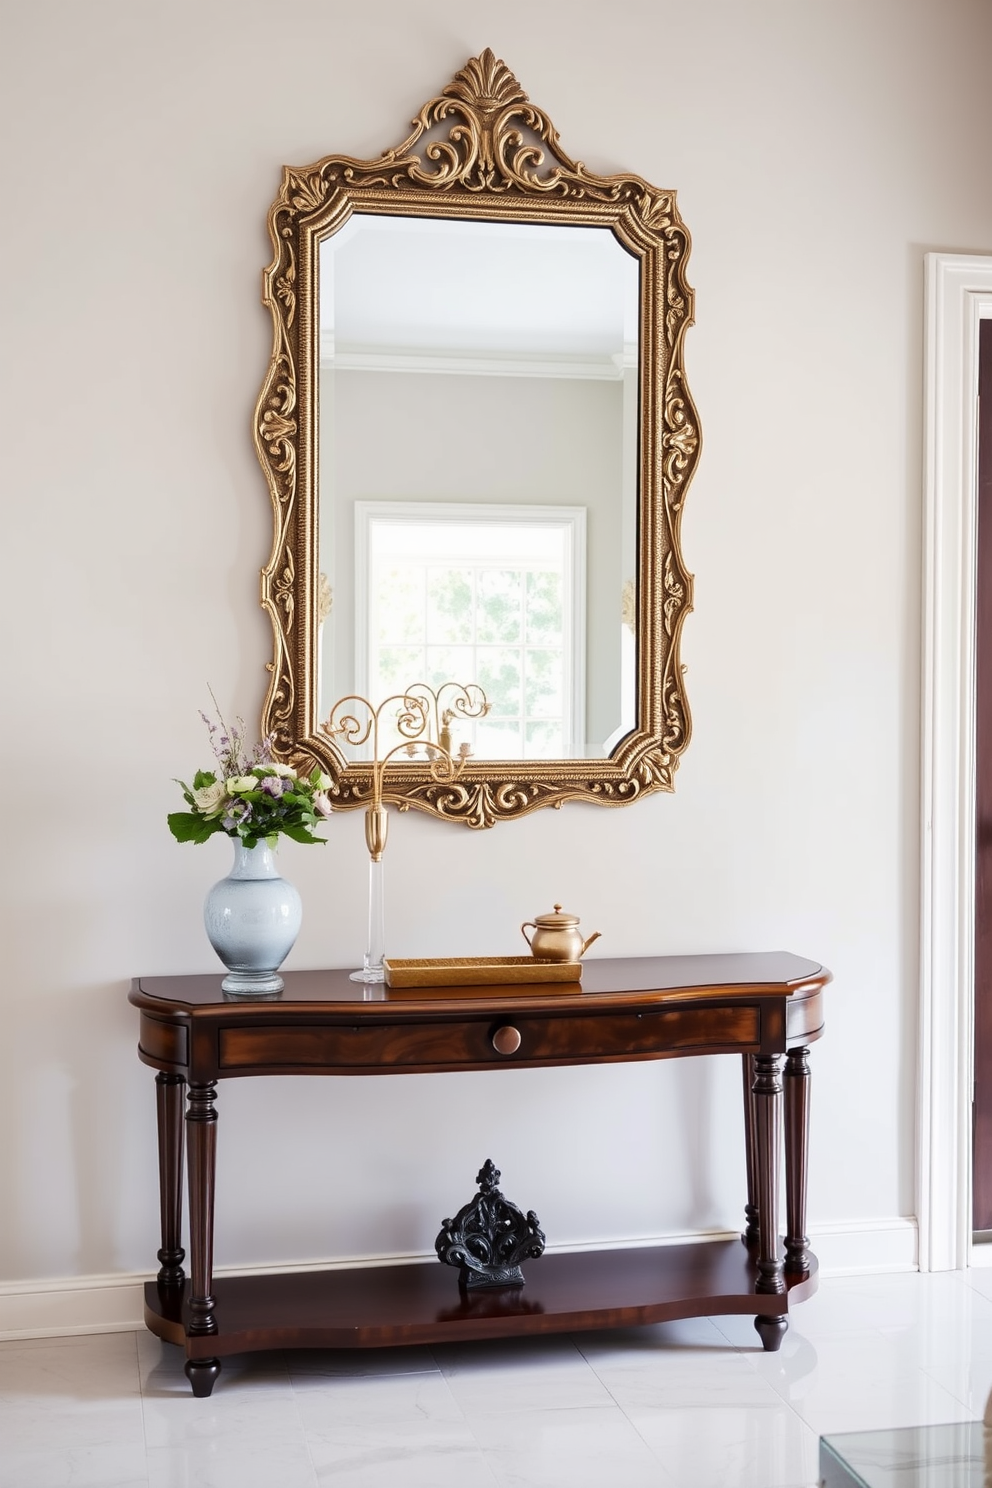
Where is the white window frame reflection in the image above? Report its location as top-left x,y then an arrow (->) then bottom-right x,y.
355,501 -> 587,759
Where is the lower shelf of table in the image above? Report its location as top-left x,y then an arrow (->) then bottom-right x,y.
144,1239 -> 818,1359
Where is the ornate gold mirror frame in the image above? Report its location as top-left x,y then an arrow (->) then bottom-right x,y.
255,49 -> 699,828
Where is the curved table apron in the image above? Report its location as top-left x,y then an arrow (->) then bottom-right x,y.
129,951 -> 829,1397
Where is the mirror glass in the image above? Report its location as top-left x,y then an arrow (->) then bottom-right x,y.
317,215 -> 640,761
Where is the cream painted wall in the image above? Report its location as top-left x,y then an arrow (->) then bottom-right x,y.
2,0 -> 992,1290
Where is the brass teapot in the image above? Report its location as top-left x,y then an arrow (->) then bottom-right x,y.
520,904 -> 601,963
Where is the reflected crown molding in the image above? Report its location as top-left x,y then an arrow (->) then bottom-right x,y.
321,338 -> 634,380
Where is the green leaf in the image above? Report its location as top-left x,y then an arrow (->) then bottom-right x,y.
172,777 -> 197,808
168,812 -> 221,845
192,770 -> 218,790
279,821 -> 326,845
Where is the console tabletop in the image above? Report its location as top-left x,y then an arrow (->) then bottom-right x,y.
130,951 -> 829,1396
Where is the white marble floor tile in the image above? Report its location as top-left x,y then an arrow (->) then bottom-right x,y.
0,1331 -> 144,1454
0,1330 -> 141,1398
143,1386 -> 310,1458
145,1438 -> 319,1488
745,1326 -> 973,1435
867,1277 -> 992,1415
307,1431 -> 499,1487
137,1339 -> 309,1458
295,1371 -> 497,1486
577,1319 -> 788,1410
622,1401 -> 819,1488
962,1266 -> 992,1303
294,1369 -> 466,1429
920,1350 -> 992,1417
0,1441 -> 149,1488
828,1271 -> 992,1353
141,1387 -> 309,1449
135,1337 -> 188,1400
598,1356 -> 789,1412
431,1335 -> 615,1416
875,1284 -> 992,1356
466,1403 -> 674,1488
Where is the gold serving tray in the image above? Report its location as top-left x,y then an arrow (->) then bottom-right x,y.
383,956 -> 582,988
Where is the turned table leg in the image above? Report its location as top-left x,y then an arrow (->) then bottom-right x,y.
185,1081 -> 221,1397
741,1053 -> 760,1246
784,1046 -> 812,1275
752,1052 -> 787,1352
155,1073 -> 186,1285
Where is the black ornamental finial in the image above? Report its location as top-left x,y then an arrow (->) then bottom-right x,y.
435,1159 -> 545,1290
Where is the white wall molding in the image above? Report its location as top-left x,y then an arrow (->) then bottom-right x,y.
920,253 -> 992,1272
0,1220 -> 919,1341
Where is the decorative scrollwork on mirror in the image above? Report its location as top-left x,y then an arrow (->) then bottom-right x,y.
255,48 -> 699,828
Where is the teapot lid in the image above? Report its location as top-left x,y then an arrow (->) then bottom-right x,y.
533,903 -> 580,927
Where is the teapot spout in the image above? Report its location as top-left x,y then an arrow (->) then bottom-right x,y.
579,931 -> 602,958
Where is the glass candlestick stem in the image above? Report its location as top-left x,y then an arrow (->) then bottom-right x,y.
351,805 -> 388,983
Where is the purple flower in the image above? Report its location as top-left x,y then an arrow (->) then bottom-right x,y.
259,775 -> 286,798
222,800 -> 251,831
251,732 -> 278,767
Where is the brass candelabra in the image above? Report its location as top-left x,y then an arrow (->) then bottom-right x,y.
325,683 -> 490,982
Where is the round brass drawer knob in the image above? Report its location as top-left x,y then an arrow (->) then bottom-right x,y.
492,1025 -> 522,1055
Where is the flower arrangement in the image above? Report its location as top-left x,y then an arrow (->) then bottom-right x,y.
168,708 -> 333,849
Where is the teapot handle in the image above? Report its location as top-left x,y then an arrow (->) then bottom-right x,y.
520,921 -> 536,949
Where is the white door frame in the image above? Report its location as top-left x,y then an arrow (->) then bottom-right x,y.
919,254 -> 992,1271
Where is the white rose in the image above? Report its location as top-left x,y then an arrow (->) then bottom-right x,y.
192,780 -> 226,815
226,775 -> 257,793
313,792 -> 334,817
314,771 -> 333,790
267,762 -> 298,778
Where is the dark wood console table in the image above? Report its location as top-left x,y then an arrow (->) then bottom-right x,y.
129,951 -> 828,1396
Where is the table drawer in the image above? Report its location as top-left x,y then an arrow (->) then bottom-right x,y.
217,1003 -> 761,1072
220,1021 -> 490,1070
509,1005 -> 762,1061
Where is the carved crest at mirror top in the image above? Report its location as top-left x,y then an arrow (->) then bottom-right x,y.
255,49 -> 699,828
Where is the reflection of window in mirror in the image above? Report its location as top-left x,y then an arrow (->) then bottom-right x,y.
355,503 -> 586,759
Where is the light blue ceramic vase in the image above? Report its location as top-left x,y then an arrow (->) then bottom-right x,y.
203,838 -> 302,995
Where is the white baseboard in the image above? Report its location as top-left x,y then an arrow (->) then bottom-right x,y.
0,1218 -> 922,1342
0,1274 -> 150,1340
807,1217 -> 919,1275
